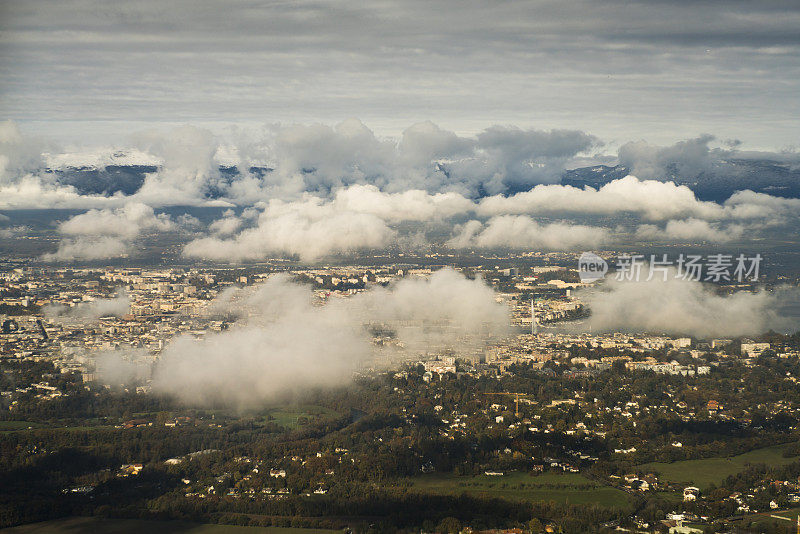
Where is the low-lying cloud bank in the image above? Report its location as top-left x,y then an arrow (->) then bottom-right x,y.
2,119 -> 799,209
42,202 -> 195,261
178,176 -> 796,261
636,219 -> 745,243
97,269 -> 510,404
447,216 -> 610,250
183,201 -> 396,263
85,268 -> 800,402
43,291 -> 130,322
0,119 -> 798,261
579,272 -> 800,338
1,119 -> 601,209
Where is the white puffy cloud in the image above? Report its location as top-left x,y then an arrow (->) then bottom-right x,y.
131,125 -> 230,206
469,126 -> 597,191
208,212 -> 243,236
43,202 -> 179,261
617,135 -> 718,180
0,120 -> 599,208
44,291 -> 130,322
580,270 -> 799,338
41,236 -> 130,261
0,121 -> 49,181
58,202 -> 175,238
267,119 -> 396,194
93,349 -> 151,386
448,215 -> 610,250
477,175 -> 800,225
398,121 -> 475,168
723,190 -> 800,222
0,175 -> 122,210
187,173 -> 800,259
1,121 -> 799,256
0,122 -> 122,210
100,269 -> 510,404
477,175 -> 726,221
636,219 -> 745,242
331,184 -> 474,222
189,185 -> 477,261
1,120 -> 799,223
184,198 -> 396,262
247,120 -> 597,198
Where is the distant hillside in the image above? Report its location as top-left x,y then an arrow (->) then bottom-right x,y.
561,159 -> 800,202
43,158 -> 800,202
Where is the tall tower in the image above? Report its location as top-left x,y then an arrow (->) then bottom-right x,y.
531,298 -> 538,335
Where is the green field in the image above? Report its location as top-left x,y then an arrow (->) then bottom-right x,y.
0,517 -> 340,534
0,406 -> 342,434
0,422 -> 116,433
0,421 -> 42,431
729,506 -> 800,530
756,506 -> 800,522
406,471 -> 631,508
638,444 -> 799,490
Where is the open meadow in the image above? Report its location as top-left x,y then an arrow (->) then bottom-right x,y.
638,444 -> 799,489
405,471 -> 631,508
0,517 -> 340,534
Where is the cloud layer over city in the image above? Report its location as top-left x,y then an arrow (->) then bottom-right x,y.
578,271 -> 799,338
97,270 -> 510,404
1,120 -> 799,262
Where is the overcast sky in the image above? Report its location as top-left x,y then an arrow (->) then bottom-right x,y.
1,0 -> 798,149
